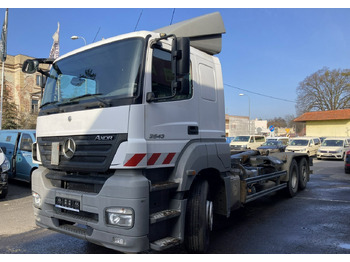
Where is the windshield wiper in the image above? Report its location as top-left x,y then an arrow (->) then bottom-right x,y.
68,93 -> 110,107
40,100 -> 59,109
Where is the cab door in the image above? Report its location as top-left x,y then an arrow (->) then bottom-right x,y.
144,44 -> 197,167
15,133 -> 34,182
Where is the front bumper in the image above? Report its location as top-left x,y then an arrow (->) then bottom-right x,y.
317,152 -> 343,159
32,166 -> 150,253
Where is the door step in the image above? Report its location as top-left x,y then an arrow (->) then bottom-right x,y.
150,237 -> 181,251
150,209 -> 181,224
150,181 -> 179,192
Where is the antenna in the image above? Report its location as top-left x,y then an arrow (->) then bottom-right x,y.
170,8 -> 176,25
92,26 -> 101,43
134,9 -> 143,31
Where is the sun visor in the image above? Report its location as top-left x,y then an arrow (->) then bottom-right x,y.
154,12 -> 226,55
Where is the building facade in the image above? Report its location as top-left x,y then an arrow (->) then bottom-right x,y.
225,114 -> 268,137
0,54 -> 45,128
294,109 -> 350,137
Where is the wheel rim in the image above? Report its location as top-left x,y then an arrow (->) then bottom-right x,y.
206,200 -> 213,231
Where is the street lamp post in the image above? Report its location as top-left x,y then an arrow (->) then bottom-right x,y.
239,93 -> 251,135
71,35 -> 86,45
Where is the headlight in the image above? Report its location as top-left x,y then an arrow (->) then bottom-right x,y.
1,157 -> 10,173
106,207 -> 134,228
241,145 -> 247,149
32,192 -> 42,208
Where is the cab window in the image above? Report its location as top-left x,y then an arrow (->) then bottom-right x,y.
151,47 -> 192,101
20,134 -> 33,152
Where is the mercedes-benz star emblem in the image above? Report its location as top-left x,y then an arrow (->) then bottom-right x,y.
63,138 -> 76,159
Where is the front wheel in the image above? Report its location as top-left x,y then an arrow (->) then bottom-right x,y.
0,188 -> 8,199
185,179 -> 213,253
285,159 -> 299,197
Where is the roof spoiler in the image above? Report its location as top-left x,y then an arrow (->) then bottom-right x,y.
154,12 -> 226,55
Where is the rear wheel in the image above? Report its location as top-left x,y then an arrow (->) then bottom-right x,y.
298,157 -> 309,190
185,179 -> 213,253
285,159 -> 299,197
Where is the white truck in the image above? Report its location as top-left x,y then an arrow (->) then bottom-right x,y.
23,12 -> 312,253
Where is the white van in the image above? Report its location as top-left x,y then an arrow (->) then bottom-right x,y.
317,137 -> 350,160
230,135 -> 266,150
285,137 -> 321,156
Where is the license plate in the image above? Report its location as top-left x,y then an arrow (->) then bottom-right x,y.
55,196 -> 80,212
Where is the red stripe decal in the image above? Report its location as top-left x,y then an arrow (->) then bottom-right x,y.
124,154 -> 146,167
162,153 -> 176,165
147,153 -> 161,166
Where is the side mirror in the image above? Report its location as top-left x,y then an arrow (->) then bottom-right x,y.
172,37 -> 190,95
22,59 -> 40,74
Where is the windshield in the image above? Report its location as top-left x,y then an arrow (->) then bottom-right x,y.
262,141 -> 279,146
233,136 -> 250,142
321,140 -> 344,147
290,139 -> 309,146
41,37 -> 145,111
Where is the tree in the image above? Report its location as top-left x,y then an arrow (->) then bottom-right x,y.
1,79 -> 19,129
267,117 -> 287,128
296,67 -> 350,115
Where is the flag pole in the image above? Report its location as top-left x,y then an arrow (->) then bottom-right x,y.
0,8 -> 8,130
0,60 -> 4,129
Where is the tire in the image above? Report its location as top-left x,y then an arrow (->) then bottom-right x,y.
285,159 -> 299,197
185,179 -> 213,253
0,188 -> 8,199
298,157 -> 309,190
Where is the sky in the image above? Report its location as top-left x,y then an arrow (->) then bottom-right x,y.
1,2 -> 350,120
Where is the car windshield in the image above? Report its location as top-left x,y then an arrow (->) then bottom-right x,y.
321,140 -> 344,147
290,139 -> 309,146
233,136 -> 250,142
262,141 -> 279,146
41,37 -> 145,110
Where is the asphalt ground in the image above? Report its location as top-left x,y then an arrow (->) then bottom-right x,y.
0,159 -> 349,255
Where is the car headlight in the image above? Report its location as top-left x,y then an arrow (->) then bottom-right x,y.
106,207 -> 134,228
1,157 -> 10,173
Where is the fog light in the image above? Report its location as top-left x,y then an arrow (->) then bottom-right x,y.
113,236 -> 127,246
32,192 -> 42,208
106,207 -> 134,228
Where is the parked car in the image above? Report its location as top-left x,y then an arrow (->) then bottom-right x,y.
230,135 -> 266,151
266,136 -> 289,146
0,148 -> 10,199
257,140 -> 286,155
285,137 -> 321,157
0,130 -> 38,183
345,150 -> 350,174
317,137 -> 350,160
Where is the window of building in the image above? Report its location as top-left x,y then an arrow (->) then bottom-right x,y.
31,98 -> 39,113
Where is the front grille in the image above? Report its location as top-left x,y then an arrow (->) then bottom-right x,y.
38,133 -> 127,172
46,171 -> 110,193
